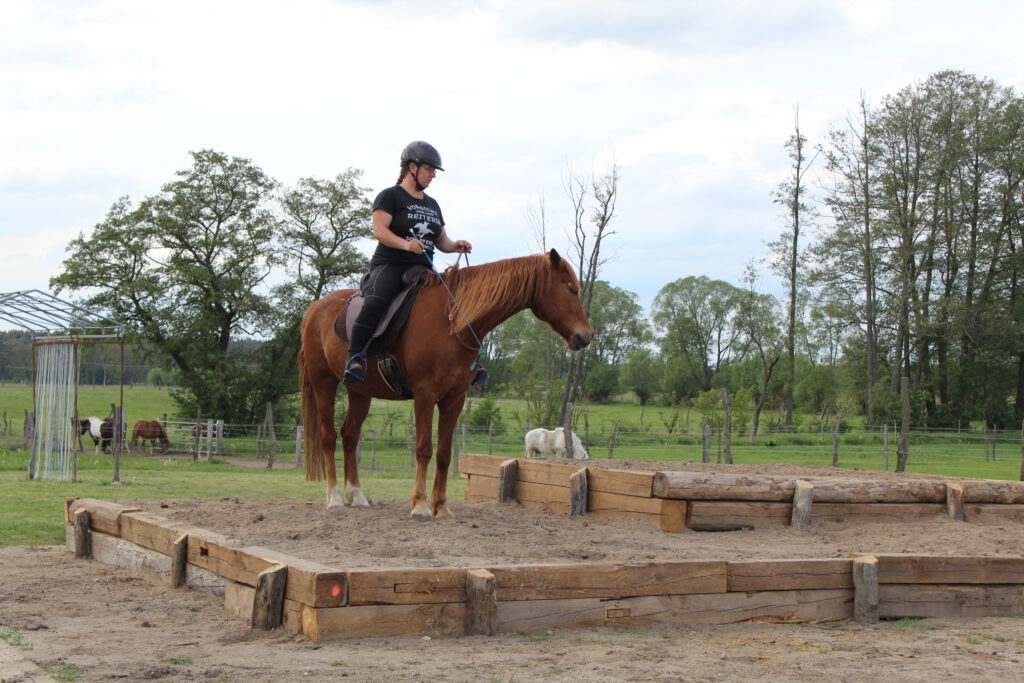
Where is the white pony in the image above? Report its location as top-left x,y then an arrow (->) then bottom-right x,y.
524,427 -> 590,460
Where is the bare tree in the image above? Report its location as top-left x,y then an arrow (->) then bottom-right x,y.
769,108 -> 817,427
560,162 -> 620,421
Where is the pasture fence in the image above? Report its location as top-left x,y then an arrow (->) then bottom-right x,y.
2,413 -> 1024,479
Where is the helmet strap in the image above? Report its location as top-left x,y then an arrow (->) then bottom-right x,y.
411,163 -> 426,192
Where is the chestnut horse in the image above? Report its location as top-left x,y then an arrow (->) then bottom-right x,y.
131,419 -> 170,455
299,250 -> 594,520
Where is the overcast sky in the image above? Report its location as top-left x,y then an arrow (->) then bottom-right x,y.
3,0 -> 1023,327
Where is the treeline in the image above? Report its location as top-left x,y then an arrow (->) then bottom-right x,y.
478,71 -> 1024,431
35,71 -> 1023,432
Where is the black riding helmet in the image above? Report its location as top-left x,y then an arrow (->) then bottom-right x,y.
401,141 -> 444,171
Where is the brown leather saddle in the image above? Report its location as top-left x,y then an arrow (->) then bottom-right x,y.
333,265 -> 430,398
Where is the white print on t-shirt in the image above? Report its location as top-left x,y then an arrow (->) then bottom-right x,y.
410,222 -> 432,239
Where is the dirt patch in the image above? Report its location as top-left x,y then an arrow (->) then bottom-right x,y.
4,460 -> 1024,682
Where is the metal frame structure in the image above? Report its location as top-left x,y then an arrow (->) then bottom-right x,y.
0,289 -> 125,482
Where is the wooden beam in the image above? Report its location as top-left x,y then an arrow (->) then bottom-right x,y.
497,459 -> 518,503
301,603 -> 467,642
946,483 -> 966,521
348,568 -> 467,605
852,556 -> 879,623
252,563 -> 288,630
496,589 -> 853,632
488,561 -> 726,601
569,467 -> 588,516
790,480 -> 813,528
879,584 -> 1024,619
67,498 -> 142,536
466,569 -> 497,636
863,554 -> 1024,584
727,559 -> 853,592
73,508 -> 91,559
170,533 -> 187,588
653,470 -> 1024,504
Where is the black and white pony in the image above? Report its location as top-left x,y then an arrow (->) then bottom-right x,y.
78,417 -> 114,454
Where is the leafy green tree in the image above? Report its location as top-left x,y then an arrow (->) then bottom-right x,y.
621,349 -> 660,406
51,150 -> 370,422
652,275 -> 743,395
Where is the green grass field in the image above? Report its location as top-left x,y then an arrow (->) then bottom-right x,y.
3,382 -> 1023,547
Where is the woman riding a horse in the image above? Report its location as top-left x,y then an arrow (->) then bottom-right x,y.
344,141 -> 482,385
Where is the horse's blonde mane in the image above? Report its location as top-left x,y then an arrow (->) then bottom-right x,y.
423,254 -> 560,332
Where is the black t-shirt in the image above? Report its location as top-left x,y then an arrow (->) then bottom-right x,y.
370,185 -> 445,266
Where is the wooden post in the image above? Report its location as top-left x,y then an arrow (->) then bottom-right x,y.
72,508 -> 91,559
251,563 -> 288,630
984,420 -> 990,462
216,419 -> 225,456
721,389 -> 733,464
497,459 -> 518,503
607,421 -> 619,459
896,376 -> 910,472
294,425 -> 303,467
465,569 -> 497,636
1019,418 -> 1024,482
170,533 -> 188,588
701,415 -> 710,463
111,403 -> 121,485
946,483 -> 966,521
569,467 -> 588,516
790,480 -> 813,529
265,403 -> 276,470
883,423 -> 889,471
562,402 -> 575,459
831,413 -> 842,467
852,556 -> 879,623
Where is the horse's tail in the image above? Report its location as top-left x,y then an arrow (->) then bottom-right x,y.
130,422 -> 140,448
299,344 -> 325,482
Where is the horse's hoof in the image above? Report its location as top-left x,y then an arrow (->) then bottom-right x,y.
344,486 -> 370,507
433,505 -> 455,520
410,502 -> 433,521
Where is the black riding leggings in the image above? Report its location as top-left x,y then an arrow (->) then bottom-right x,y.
349,263 -> 415,356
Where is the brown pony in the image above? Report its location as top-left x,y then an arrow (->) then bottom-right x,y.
131,419 -> 170,455
299,250 -> 594,520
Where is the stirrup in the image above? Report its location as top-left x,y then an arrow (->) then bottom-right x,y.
471,366 -> 488,385
343,353 -> 368,385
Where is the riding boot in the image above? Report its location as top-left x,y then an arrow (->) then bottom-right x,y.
343,353 -> 368,385
471,366 -> 488,385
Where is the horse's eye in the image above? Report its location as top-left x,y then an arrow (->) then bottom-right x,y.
568,284 -> 579,296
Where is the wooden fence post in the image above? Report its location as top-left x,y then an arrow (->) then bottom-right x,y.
295,425 -> 303,467
721,389 -> 733,464
607,421 -> 619,459
562,402 -> 575,459
701,415 -> 711,463
896,377 -> 910,472
831,413 -> 842,466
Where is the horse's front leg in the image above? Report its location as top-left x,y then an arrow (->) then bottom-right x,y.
431,392 -> 467,519
339,392 -> 372,508
410,397 -> 437,520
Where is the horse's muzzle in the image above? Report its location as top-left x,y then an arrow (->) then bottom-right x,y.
569,331 -> 593,351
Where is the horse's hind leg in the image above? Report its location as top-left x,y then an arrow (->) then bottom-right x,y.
339,391 -> 371,507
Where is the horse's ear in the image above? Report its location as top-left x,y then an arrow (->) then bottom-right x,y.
547,248 -> 562,268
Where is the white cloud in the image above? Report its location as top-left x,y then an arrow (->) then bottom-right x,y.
2,0 -> 1023,312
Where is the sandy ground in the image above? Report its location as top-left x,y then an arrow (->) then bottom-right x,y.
4,459 -> 1024,681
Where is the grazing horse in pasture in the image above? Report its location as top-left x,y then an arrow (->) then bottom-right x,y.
524,427 -> 590,460
78,417 -> 113,454
300,250 -> 594,520
131,420 -> 170,455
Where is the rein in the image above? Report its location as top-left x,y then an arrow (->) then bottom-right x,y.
424,251 -> 483,371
